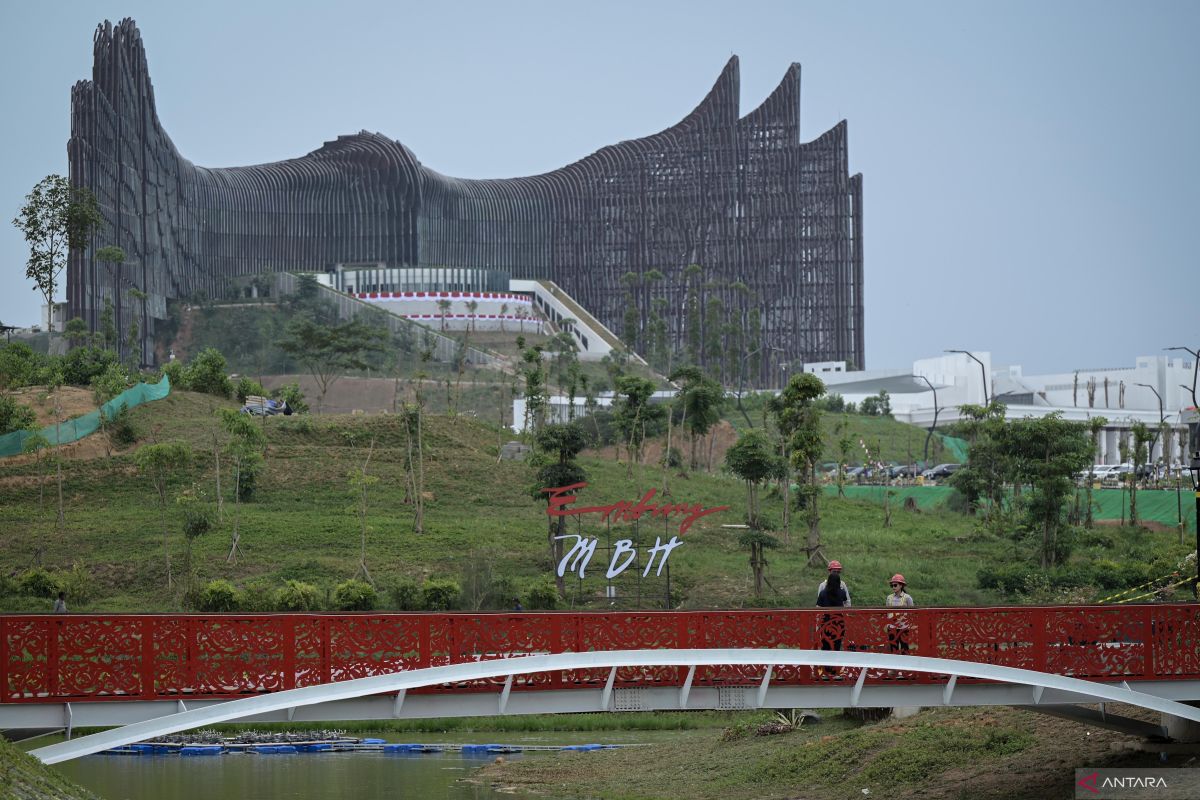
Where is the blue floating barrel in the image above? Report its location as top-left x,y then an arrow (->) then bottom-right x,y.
360,738 -> 386,745
301,743 -> 332,752
180,746 -> 222,756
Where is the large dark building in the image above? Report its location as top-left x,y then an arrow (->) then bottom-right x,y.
68,19 -> 863,380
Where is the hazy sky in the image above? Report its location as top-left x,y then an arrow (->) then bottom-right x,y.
1,1 -> 1195,373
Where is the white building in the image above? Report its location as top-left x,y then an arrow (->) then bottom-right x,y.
812,352 -> 1196,466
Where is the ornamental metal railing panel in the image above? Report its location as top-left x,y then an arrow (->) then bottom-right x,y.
4,606 -> 1198,704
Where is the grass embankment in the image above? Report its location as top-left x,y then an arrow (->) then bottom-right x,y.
731,392 -> 960,466
479,705 -> 1174,800
0,390 -> 1189,611
0,735 -> 98,800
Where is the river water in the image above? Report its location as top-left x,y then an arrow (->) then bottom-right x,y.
55,748 -> 526,800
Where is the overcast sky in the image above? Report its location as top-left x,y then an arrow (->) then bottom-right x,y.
1,0 -> 1195,374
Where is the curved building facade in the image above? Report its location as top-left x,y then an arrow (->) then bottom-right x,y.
68,19 -> 864,380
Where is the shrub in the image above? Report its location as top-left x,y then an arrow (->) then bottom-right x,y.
421,578 -> 461,611
61,345 -> 119,387
234,376 -> 266,404
160,360 -> 186,390
237,462 -> 260,501
389,578 -> 422,611
0,341 -> 41,390
108,403 -> 141,445
194,579 -> 242,612
184,348 -> 232,398
0,394 -> 36,435
19,568 -> 61,598
524,579 -> 561,610
271,382 -> 309,414
240,580 -> 279,612
60,561 -> 95,606
334,579 -> 378,611
276,580 -> 321,612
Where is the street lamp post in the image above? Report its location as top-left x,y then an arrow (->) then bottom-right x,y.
1134,382 -> 1165,477
915,374 -> 940,466
945,349 -> 989,406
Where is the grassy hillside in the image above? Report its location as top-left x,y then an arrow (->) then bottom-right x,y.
728,392 -> 959,466
479,704 -> 1174,800
0,390 -> 1189,612
0,735 -> 98,800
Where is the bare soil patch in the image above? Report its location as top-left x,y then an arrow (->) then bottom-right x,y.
9,385 -> 97,427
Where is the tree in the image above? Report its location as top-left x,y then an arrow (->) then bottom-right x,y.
613,375 -> 665,474
136,441 -> 192,588
770,373 -> 826,564
0,394 -> 36,435
94,246 -> 126,356
464,299 -> 478,332
532,422 -> 589,596
739,529 -> 780,597
1128,421 -> 1155,529
436,298 -> 452,331
63,317 -> 89,349
1005,414 -> 1093,566
670,365 -> 726,471
347,436 -> 379,585
725,429 -> 785,530
12,176 -> 102,332
1084,416 -> 1108,528
947,402 -> 1009,519
280,316 -> 386,413
218,408 -> 265,563
176,488 -> 212,596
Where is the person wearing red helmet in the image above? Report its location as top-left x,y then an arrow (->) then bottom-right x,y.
885,573 -> 914,654
886,574 -> 913,608
816,560 -> 852,607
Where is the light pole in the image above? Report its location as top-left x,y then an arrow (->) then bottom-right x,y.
945,349 -> 989,406
915,373 -> 940,466
1134,382 -> 1165,477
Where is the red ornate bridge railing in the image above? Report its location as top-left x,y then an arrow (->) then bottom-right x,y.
3,606 -> 1199,704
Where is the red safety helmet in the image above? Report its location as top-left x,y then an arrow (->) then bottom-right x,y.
828,560 -> 843,571
889,574 -> 906,586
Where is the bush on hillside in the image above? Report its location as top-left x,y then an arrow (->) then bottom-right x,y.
60,561 -> 95,606
184,348 -> 232,398
388,578 -> 422,611
18,568 -> 61,598
0,342 -> 41,390
334,579 -> 378,611
523,579 -> 561,610
421,578 -> 460,611
239,580 -> 278,612
61,346 -> 119,387
193,579 -> 242,612
0,395 -> 36,435
235,376 -> 266,404
109,403 -> 140,445
275,580 -> 320,611
160,360 -> 186,389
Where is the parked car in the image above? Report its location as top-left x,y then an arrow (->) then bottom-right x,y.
921,463 -> 961,481
889,464 -> 921,479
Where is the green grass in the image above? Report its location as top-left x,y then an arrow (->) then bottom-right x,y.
728,392 -> 958,466
0,735 -> 98,799
477,707 -> 1039,800
0,389 -> 1189,612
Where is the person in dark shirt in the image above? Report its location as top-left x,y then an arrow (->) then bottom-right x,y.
816,570 -> 847,675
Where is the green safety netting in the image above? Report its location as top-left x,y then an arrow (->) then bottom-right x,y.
936,432 -> 970,462
0,375 -> 170,458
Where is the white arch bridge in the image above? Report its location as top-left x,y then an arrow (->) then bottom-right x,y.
27,648 -> 1200,765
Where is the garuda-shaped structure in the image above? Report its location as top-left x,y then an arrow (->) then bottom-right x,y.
68,18 -> 864,381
